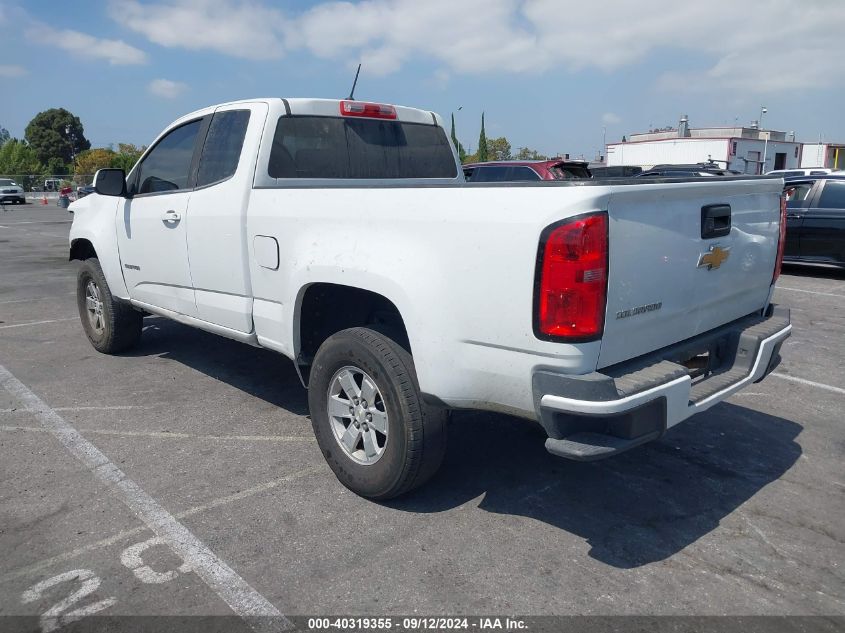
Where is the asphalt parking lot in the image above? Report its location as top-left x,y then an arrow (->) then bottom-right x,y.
1,203 -> 843,629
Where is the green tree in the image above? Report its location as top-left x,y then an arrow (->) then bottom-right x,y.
110,143 -> 145,172
75,148 -> 117,175
46,157 -> 68,176
477,112 -> 488,162
515,147 -> 548,160
486,137 -> 512,161
450,113 -> 467,163
25,108 -> 91,166
0,139 -> 45,190
0,126 -> 10,147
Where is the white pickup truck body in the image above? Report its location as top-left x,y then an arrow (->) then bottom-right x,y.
69,98 -> 791,497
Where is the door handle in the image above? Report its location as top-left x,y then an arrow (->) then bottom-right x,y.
701,204 -> 731,239
161,210 -> 181,223
786,213 -> 800,219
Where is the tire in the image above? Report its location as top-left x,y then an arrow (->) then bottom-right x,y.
308,327 -> 447,500
76,257 -> 143,354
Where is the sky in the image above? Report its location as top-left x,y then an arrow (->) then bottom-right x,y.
2,0 -> 845,160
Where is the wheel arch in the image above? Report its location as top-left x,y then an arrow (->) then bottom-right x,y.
294,282 -> 411,385
69,238 -> 98,262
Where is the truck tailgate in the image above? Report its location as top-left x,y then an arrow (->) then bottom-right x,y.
597,178 -> 783,369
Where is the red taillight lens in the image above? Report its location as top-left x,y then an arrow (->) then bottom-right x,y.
535,213 -> 608,340
773,194 -> 787,283
339,101 -> 397,119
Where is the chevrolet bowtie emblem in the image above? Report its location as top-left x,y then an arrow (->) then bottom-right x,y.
698,245 -> 730,270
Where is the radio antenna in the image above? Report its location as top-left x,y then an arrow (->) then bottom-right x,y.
347,63 -> 362,100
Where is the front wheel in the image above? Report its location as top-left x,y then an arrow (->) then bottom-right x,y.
308,327 -> 447,500
76,257 -> 143,353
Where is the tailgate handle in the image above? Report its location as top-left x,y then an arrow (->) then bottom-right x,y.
701,204 -> 731,239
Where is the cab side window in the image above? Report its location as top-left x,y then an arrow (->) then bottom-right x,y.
133,120 -> 202,195
784,183 -> 813,208
196,110 -> 251,187
817,181 -> 845,209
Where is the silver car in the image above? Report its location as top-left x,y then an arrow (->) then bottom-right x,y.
0,178 -> 26,204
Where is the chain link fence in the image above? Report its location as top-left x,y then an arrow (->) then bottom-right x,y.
1,174 -> 96,203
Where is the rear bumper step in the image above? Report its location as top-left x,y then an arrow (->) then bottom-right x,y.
533,306 -> 791,460
545,430 -> 662,461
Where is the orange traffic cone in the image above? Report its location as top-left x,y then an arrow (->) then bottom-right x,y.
41,194 -> 48,205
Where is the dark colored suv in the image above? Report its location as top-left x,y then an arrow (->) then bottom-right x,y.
589,165 -> 642,178
783,174 -> 845,268
636,163 -> 742,178
463,159 -> 591,182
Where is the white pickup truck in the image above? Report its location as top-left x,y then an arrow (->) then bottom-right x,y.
69,98 -> 791,499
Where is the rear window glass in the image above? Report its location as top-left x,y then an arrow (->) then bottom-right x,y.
550,165 -> 591,180
591,166 -> 641,178
465,166 -> 540,182
268,116 -> 457,179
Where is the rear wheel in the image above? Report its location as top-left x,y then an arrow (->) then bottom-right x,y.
308,327 -> 447,500
76,258 -> 143,353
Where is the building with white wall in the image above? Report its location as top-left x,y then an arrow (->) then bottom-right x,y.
605,116 -> 801,174
800,142 -> 845,169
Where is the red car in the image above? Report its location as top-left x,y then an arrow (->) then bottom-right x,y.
463,159 -> 591,182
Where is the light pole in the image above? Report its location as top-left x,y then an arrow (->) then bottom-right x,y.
65,123 -> 78,181
602,126 -> 606,162
452,106 -> 464,159
759,106 -> 768,174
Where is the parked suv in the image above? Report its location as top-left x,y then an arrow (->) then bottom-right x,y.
463,159 -> 591,182
0,178 -> 26,204
636,163 -> 741,178
768,168 -> 837,177
589,165 -> 642,178
783,174 -> 845,267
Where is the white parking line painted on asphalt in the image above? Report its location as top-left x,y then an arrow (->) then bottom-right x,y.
0,292 -> 76,305
771,372 -> 845,396
0,318 -> 77,329
0,406 -> 152,413
776,286 -> 845,299
0,364 -> 290,631
0,220 -> 72,225
0,466 -> 323,585
0,424 -> 315,443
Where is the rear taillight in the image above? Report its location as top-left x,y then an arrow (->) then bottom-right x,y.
773,194 -> 787,283
339,101 -> 397,119
534,212 -> 608,341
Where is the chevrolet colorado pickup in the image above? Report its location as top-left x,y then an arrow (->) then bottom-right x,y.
69,98 -> 792,499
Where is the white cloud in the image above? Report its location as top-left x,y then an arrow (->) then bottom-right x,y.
0,64 -> 27,77
428,69 -> 451,91
148,78 -> 188,99
25,24 -> 147,65
106,0 -> 845,95
111,0 -> 286,60
602,113 -> 621,125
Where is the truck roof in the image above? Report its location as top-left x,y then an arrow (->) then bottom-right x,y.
174,97 -> 442,128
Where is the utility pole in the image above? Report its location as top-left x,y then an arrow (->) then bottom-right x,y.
759,106 -> 768,174
602,126 -> 606,161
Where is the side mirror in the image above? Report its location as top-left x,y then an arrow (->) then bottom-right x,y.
94,168 -> 127,197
